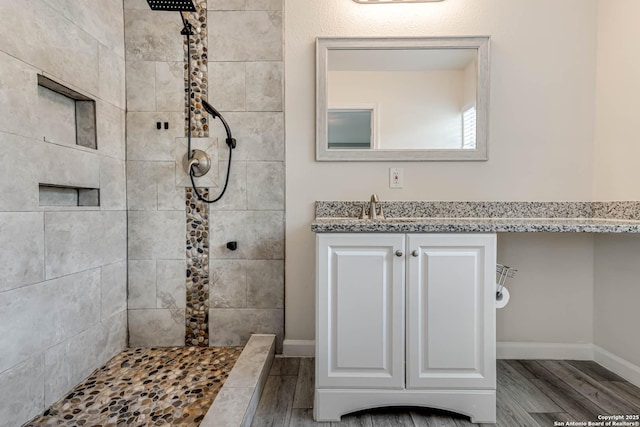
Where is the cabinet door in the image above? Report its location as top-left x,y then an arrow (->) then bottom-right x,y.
406,234 -> 496,390
317,234 -> 405,389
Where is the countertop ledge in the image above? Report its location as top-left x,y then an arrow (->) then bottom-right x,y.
312,201 -> 640,233
311,217 -> 640,234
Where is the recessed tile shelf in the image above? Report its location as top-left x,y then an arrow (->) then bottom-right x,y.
39,184 -> 100,207
37,75 -> 97,149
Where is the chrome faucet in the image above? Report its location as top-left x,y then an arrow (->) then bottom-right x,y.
369,194 -> 379,220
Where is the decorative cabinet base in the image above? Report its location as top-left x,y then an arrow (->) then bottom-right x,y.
314,389 -> 497,423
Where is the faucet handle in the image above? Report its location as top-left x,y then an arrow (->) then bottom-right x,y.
377,205 -> 385,220
359,203 -> 367,220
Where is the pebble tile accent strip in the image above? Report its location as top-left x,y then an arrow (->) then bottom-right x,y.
184,0 -> 208,138
186,188 -> 210,347
25,346 -> 242,427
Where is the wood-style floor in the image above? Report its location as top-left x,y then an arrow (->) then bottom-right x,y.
251,358 -> 640,427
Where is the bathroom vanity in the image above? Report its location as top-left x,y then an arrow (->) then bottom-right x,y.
315,232 -> 497,423
312,200 -> 640,423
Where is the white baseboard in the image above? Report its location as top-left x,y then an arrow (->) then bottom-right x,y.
282,339 -> 315,357
497,342 -> 594,360
593,345 -> 640,388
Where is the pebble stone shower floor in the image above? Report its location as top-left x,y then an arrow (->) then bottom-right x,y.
24,346 -> 243,427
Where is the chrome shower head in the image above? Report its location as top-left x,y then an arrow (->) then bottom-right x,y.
146,0 -> 196,11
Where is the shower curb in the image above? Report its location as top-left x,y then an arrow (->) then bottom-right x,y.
201,334 -> 276,427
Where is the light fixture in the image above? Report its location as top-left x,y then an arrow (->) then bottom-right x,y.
353,0 -> 443,3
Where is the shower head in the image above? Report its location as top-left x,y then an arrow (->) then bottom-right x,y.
202,100 -> 236,149
146,0 -> 196,11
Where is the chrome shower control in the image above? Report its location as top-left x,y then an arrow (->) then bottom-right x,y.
183,149 -> 211,177
395,250 -> 403,257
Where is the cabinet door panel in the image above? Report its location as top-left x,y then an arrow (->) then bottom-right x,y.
407,234 -> 496,390
317,234 -> 405,389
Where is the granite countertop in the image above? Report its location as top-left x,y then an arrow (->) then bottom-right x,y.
311,201 -> 640,234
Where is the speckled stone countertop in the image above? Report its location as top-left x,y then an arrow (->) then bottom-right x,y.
311,201 -> 640,234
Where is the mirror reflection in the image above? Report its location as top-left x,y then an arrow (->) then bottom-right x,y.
316,37 -> 489,161
328,48 -> 478,151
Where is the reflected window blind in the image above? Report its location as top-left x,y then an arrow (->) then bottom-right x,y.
462,106 -> 476,149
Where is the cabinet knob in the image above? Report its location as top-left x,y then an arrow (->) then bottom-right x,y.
412,250 -> 419,257
395,250 -> 403,257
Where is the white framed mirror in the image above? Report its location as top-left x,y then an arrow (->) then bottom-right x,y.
316,36 -> 490,161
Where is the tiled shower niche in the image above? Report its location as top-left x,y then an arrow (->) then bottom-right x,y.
37,75 -> 97,149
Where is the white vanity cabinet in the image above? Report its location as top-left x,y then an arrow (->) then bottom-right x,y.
315,233 -> 497,423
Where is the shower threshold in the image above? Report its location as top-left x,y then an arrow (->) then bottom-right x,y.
24,334 -> 275,427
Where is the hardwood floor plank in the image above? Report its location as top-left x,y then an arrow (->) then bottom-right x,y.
503,359 -> 538,380
252,375 -> 297,427
601,381 -> 640,410
370,408 -> 416,426
270,357 -> 301,376
494,385 -> 545,427
409,409 -> 466,426
332,412 -> 374,427
538,360 -> 637,415
293,358 -> 315,409
529,412 -> 574,426
566,360 -> 627,382
290,409 -> 330,426
519,361 -> 606,420
497,360 -> 563,413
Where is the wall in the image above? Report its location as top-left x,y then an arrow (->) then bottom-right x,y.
329,70 -> 465,149
124,0 -> 285,350
0,0 -> 127,425
592,0 -> 640,369
284,0 -> 598,347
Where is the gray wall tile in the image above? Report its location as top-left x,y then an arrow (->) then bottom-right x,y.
39,143 -> 101,190
128,211 -> 185,260
0,354 -> 44,427
209,308 -> 283,351
45,211 -> 126,279
0,134 -> 41,211
209,62 -> 246,111
157,161 -> 185,211
125,10 -> 183,62
100,156 -> 127,210
0,269 -> 101,373
124,0 -> 150,9
213,112 -> 284,161
209,11 -> 282,61
128,260 -> 157,309
0,212 -> 45,293
99,43 -> 126,109
0,0 -> 100,96
127,161 -> 158,210
208,0 -> 246,10
127,112 -> 184,161
0,52 -> 39,140
210,161 -> 248,211
210,210 -> 284,259
101,261 -> 127,321
246,0 -> 282,10
126,61 -> 157,112
246,161 -> 284,210
156,61 -> 185,112
246,260 -> 283,309
157,260 -> 186,309
245,62 -> 282,111
210,259 -> 247,308
129,309 -> 185,347
96,100 -> 126,160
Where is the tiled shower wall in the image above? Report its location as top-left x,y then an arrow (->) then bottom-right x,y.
0,1 -> 127,426
125,0 -> 285,350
